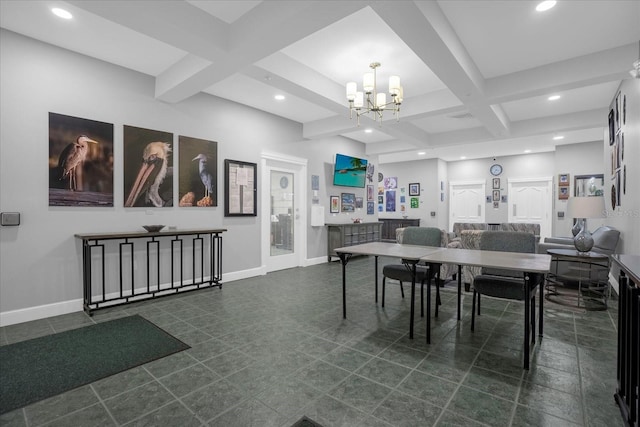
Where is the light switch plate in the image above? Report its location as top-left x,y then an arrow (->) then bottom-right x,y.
1,212 -> 20,226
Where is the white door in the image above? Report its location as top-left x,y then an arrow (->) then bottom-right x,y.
261,153 -> 307,272
449,181 -> 486,230
508,177 -> 553,240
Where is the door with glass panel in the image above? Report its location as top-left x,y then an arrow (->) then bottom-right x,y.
261,153 -> 307,272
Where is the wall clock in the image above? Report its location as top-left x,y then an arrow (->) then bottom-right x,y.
490,164 -> 503,176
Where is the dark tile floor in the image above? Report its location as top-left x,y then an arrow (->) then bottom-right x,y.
0,256 -> 623,427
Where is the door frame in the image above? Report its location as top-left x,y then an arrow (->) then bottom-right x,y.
260,152 -> 308,273
507,176 -> 553,240
449,180 -> 486,231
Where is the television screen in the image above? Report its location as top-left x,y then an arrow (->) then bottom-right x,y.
333,153 -> 368,188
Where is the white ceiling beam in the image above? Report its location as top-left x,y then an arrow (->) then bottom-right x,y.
370,1 -> 511,137
486,43 -> 637,103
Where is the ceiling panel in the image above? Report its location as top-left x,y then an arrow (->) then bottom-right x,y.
186,0 -> 261,24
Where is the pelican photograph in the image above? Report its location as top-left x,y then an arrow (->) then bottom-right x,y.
48,112 -> 114,207
123,125 -> 173,208
178,135 -> 218,208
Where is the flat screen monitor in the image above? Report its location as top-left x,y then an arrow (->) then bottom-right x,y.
333,153 -> 368,188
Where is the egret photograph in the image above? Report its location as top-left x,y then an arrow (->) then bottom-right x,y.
123,125 -> 173,208
178,136 -> 218,207
48,112 -> 114,207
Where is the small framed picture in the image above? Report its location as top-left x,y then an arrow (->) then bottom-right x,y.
355,196 -> 363,209
367,185 -> 374,201
558,173 -> 570,186
408,183 -> 420,196
492,178 -> 500,189
330,195 -> 340,213
341,193 -> 355,212
493,201 -> 499,209
558,186 -> 569,200
492,190 -> 500,202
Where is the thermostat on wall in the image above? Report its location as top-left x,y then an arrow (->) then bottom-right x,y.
1,212 -> 20,226
557,211 -> 565,218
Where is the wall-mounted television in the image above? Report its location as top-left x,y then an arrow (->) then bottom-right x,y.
333,153 -> 368,188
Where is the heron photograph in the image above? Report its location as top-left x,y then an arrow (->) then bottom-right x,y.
178,135 -> 218,208
123,125 -> 173,208
48,112 -> 114,207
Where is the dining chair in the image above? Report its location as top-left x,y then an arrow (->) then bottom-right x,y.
382,226 -> 442,317
470,231 -> 544,369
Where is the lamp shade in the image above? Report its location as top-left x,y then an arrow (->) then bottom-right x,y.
567,196 -> 605,219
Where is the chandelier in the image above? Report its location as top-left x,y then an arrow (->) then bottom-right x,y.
346,62 -> 403,126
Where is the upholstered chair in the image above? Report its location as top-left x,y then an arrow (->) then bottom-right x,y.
383,227 -> 442,317
470,231 -> 544,369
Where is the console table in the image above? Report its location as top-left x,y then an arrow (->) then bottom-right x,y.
75,228 -> 225,314
613,254 -> 639,427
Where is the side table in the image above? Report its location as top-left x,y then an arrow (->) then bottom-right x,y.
545,248 -> 610,310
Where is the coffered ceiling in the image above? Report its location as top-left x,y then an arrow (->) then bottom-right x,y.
1,1 -> 638,163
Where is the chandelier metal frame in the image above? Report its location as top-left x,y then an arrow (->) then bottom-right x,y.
346,62 -> 403,126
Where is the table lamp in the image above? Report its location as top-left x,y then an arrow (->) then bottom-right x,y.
567,196 -> 605,253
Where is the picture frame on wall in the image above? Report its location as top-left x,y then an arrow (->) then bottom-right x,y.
367,185 -> 374,201
224,159 -> 257,216
330,195 -> 340,213
492,190 -> 500,202
558,173 -> 570,186
341,193 -> 355,212
355,196 -> 363,209
492,178 -> 500,189
408,183 -> 420,196
559,186 -> 569,200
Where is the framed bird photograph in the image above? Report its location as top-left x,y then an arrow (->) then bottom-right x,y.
224,159 -> 257,216
48,112 -> 114,207
123,125 -> 173,208
178,135 -> 218,207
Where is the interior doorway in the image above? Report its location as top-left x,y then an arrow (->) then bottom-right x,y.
449,180 -> 486,231
261,152 -> 307,272
507,177 -> 553,240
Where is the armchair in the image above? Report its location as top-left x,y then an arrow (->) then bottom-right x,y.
470,231 -> 543,369
537,226 -> 620,283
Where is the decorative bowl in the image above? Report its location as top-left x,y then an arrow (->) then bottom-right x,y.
142,225 -> 165,233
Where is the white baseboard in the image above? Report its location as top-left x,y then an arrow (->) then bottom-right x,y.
0,298 -> 83,327
1,262 -> 326,327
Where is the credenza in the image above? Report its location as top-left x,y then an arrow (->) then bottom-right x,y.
379,218 -> 420,242
613,254 -> 639,427
75,229 -> 225,314
326,222 -> 382,261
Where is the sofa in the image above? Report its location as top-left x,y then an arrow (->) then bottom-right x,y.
536,226 -> 620,284
451,222 -> 541,242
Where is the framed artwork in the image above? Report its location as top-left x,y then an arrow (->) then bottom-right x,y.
492,178 -> 500,189
383,176 -> 397,189
385,190 -> 396,212
501,195 -> 508,203
400,196 -> 406,203
378,195 -> 384,204
124,125 -> 173,208
367,185 -> 374,201
367,201 -> 374,215
179,135 -> 218,207
408,183 -> 420,196
410,197 -> 419,208
493,201 -> 499,209
355,196 -> 363,209
492,190 -> 500,202
224,159 -> 256,216
48,112 -> 114,207
341,193 -> 355,212
311,175 -> 319,191
558,173 -> 570,186
558,186 -> 569,200
330,195 -> 340,213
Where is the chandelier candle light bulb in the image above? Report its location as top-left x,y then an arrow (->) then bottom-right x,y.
346,62 -> 403,126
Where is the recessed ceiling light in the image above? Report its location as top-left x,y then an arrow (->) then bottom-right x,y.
553,135 -> 564,140
418,151 -> 426,155
364,129 -> 373,134
460,156 -> 466,160
274,95 -> 285,101
548,95 -> 561,101
536,1 -> 556,12
52,8 -> 73,19
524,149 -> 532,153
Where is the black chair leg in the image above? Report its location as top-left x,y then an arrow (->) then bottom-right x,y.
420,279 -> 424,318
400,281 -> 405,298
471,290 -> 477,332
531,294 -> 536,345
477,292 -> 481,315
382,277 -> 386,308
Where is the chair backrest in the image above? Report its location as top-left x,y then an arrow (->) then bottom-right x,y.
500,222 -> 540,236
452,222 -> 486,238
402,226 -> 442,247
592,226 -> 620,254
479,231 -> 536,277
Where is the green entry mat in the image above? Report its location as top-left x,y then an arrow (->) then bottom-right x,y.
0,314 -> 190,414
